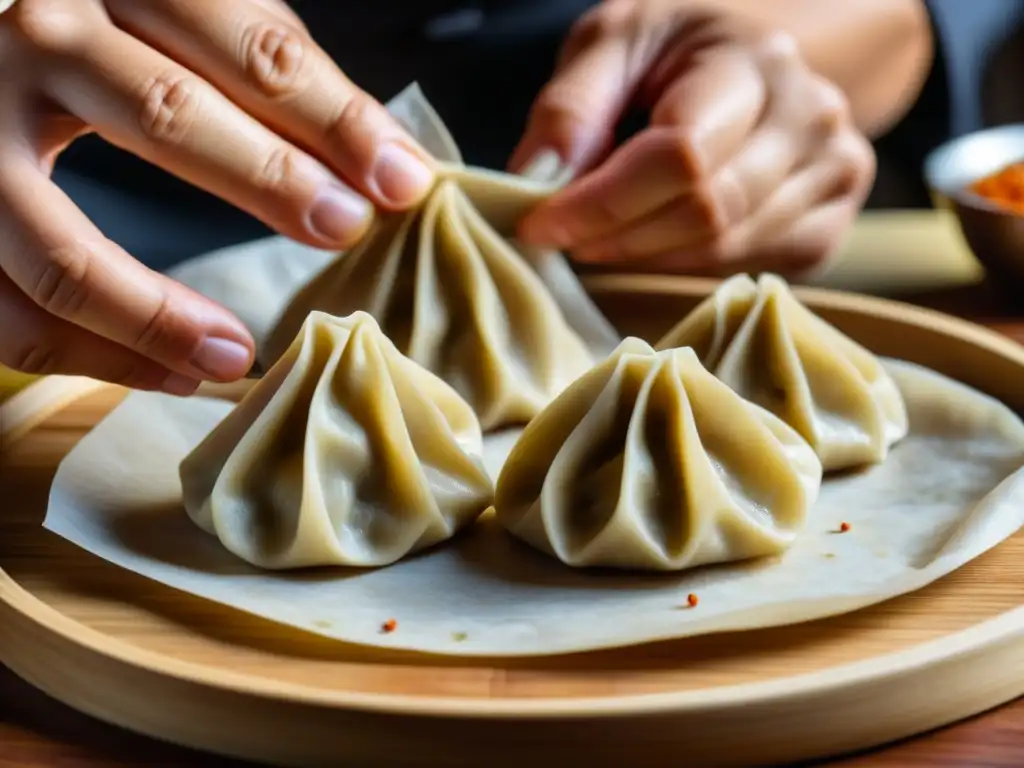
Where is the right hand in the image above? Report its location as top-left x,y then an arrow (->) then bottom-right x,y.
0,0 -> 437,394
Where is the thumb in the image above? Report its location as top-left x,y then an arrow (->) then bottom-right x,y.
509,34 -> 637,176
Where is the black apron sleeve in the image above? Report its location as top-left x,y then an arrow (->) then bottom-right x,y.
868,0 -> 1024,208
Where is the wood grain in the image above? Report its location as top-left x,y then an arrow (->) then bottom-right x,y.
1,659 -> 1020,768
2,277 -> 1024,767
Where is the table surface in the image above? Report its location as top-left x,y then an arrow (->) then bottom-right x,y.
3,213 -> 1024,767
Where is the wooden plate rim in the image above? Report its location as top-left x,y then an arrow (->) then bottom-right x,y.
2,276 -> 1023,720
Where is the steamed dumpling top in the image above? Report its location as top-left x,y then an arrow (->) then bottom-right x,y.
262,85 -> 620,432
494,337 -> 822,572
656,273 -> 908,471
180,310 -> 494,570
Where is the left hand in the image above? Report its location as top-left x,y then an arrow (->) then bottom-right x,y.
512,1 -> 876,277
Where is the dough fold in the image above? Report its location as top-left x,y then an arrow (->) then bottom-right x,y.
181,311 -> 494,569
658,274 -> 909,470
495,338 -> 823,572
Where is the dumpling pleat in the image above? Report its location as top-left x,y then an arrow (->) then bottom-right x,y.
657,273 -> 909,471
495,339 -> 823,572
311,324 -> 443,565
180,312 -> 494,570
213,322 -> 336,567
407,185 -> 452,370
539,354 -> 634,564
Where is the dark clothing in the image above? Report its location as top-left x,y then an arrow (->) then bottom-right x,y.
49,0 -> 1024,272
869,0 -> 1024,208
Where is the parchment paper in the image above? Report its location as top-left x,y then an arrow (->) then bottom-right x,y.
168,82 -> 621,359
169,237 -> 331,349
44,360 -> 1024,656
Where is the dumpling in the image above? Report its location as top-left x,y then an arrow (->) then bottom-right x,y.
494,338 -> 822,572
262,84 -> 620,431
656,274 -> 909,471
180,311 -> 494,570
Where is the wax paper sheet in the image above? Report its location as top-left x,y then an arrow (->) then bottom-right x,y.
44,361 -> 1024,656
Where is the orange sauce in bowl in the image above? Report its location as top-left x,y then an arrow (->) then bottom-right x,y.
969,161 -> 1024,214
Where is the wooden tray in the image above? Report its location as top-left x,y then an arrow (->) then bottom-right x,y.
2,277 -> 1023,768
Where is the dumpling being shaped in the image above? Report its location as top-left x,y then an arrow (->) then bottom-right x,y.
180,310 -> 494,570
494,338 -> 823,572
262,84 -> 620,432
656,273 -> 909,471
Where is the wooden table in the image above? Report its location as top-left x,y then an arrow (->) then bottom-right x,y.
2,212 -> 1024,766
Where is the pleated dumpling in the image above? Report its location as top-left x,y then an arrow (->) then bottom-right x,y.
494,338 -> 822,572
262,85 -> 620,431
180,311 -> 494,570
656,274 -> 909,471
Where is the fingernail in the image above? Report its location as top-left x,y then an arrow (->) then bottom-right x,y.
191,337 -> 253,381
161,372 -> 201,397
514,147 -> 567,181
372,143 -> 434,206
308,184 -> 373,245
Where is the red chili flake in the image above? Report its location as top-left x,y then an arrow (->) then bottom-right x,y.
839,522 -> 851,533
686,593 -> 699,608
381,618 -> 397,633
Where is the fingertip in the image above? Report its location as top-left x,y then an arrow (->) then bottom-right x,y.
174,291 -> 256,383
307,182 -> 374,247
369,141 -> 436,209
190,336 -> 254,382
507,137 -> 549,175
177,282 -> 257,345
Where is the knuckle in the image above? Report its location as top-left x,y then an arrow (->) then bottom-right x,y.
105,363 -> 146,388
811,79 -> 851,133
132,289 -> 178,356
28,242 -> 93,319
664,126 -> 705,180
835,152 -> 863,191
239,21 -> 310,98
139,73 -> 201,144
570,2 -> 627,43
7,332 -> 63,376
7,0 -> 87,55
754,30 -> 801,62
589,189 -> 628,228
831,132 -> 876,193
325,90 -> 385,151
691,182 -> 732,236
253,145 -> 304,196
531,84 -> 593,135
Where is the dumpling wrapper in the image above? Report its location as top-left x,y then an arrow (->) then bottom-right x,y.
45,355 -> 1024,656
179,311 -> 494,569
657,273 -> 909,471
495,338 -> 822,571
262,84 -> 620,431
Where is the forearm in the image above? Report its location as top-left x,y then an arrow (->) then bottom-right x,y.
701,0 -> 935,137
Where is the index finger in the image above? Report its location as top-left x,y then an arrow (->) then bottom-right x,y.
519,47 -> 765,249
106,0 -> 436,210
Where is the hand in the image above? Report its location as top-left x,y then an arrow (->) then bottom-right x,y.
513,1 -> 875,277
0,0 -> 436,393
